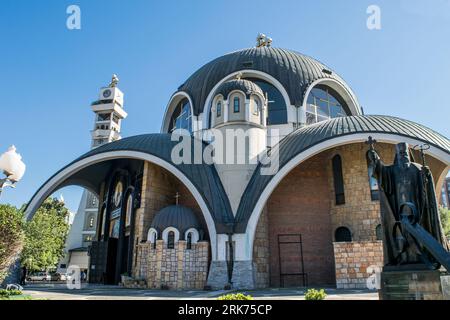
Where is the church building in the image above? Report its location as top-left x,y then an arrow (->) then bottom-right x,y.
25,35 -> 450,290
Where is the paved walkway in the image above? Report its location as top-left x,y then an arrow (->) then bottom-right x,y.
22,284 -> 378,300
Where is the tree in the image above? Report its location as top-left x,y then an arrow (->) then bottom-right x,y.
0,204 -> 24,283
439,206 -> 450,239
21,198 -> 70,272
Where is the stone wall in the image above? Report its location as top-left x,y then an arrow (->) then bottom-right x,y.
136,240 -> 209,290
333,241 -> 383,289
327,143 -> 395,242
253,207 -> 270,288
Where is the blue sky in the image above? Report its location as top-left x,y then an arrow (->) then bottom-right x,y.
1,0 -> 449,213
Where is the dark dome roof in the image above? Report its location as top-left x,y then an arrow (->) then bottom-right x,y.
150,205 -> 201,233
214,79 -> 264,99
178,47 -> 349,115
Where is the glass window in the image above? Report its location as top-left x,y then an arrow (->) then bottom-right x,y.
306,86 -> 348,125
168,98 -> 192,133
167,231 -> 175,249
152,232 -> 157,249
217,102 -> 222,117
332,155 -> 345,205
253,99 -> 260,115
187,232 -> 192,250
335,227 -> 352,242
246,78 -> 287,125
233,97 -> 240,113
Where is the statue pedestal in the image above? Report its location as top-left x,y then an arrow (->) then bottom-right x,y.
379,267 -> 450,300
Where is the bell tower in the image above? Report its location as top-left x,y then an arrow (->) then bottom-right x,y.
58,75 -> 128,276
90,74 -> 128,148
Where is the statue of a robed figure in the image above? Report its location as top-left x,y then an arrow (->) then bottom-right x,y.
366,137 -> 450,271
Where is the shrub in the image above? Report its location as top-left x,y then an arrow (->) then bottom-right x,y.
305,288 -> 327,300
0,289 -> 23,297
217,293 -> 253,300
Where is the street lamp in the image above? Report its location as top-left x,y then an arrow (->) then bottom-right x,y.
0,145 -> 26,197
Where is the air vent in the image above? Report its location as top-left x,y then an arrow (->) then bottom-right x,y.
242,61 -> 253,68
322,68 -> 333,75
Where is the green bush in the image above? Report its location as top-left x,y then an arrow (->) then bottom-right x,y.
217,293 -> 253,300
305,288 -> 327,300
0,289 -> 23,297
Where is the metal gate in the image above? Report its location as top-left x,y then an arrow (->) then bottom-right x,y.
278,234 -> 308,287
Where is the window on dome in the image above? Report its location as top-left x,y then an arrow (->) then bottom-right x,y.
245,78 -> 287,125
233,97 -> 240,113
253,99 -> 260,115
306,85 -> 347,125
167,231 -> 175,249
187,232 -> 192,250
169,98 -> 192,133
217,102 -> 222,117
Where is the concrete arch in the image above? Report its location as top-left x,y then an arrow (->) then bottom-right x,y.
24,150 -> 219,260
161,91 -> 196,133
242,132 -> 450,260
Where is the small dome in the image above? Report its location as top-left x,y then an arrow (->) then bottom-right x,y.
214,79 -> 264,99
150,205 -> 201,234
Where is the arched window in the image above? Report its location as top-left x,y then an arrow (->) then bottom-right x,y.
306,85 -> 348,125
233,97 -> 240,113
335,227 -> 352,242
125,194 -> 133,227
167,231 -> 175,249
216,101 -> 222,117
245,77 -> 287,125
376,224 -> 383,241
152,232 -> 157,249
168,98 -> 192,133
253,98 -> 260,115
332,155 -> 345,205
186,232 -> 192,250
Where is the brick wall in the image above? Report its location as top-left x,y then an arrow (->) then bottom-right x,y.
333,241 -> 383,289
267,152 -> 335,286
136,240 -> 209,289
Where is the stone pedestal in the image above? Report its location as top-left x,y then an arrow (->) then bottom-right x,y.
231,260 -> 256,289
379,268 -> 450,300
206,261 -> 229,290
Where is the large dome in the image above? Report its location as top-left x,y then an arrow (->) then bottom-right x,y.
177,46 -> 355,115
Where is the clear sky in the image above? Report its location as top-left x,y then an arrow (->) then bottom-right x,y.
1,0 -> 449,213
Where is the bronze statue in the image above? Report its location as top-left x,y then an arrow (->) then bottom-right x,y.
366,137 -> 450,270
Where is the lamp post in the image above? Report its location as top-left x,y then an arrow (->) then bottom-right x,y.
0,145 -> 26,198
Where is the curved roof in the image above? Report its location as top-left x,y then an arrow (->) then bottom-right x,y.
151,205 -> 201,234
27,134 -> 234,233
178,47 -> 351,115
214,79 -> 264,99
234,115 -> 450,232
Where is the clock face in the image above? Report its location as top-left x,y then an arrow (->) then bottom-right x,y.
113,181 -> 123,207
103,89 -> 112,98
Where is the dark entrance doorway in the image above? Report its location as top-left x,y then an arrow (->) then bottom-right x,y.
277,234 -> 307,287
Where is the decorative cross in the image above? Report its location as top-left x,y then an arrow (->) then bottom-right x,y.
366,136 -> 377,150
174,192 -> 180,205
